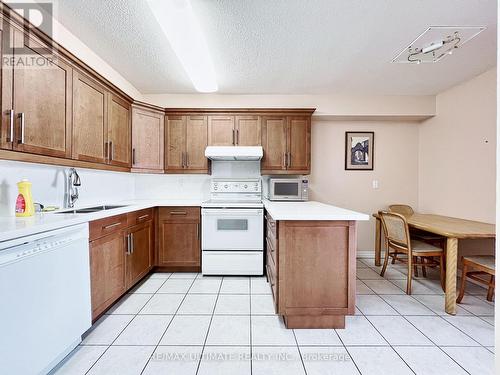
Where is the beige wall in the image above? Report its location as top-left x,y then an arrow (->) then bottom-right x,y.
419,69 -> 496,223
310,120 -> 420,251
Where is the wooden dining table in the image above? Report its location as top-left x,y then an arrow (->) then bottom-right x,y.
373,212 -> 495,315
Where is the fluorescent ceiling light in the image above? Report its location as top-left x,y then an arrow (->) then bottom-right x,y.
148,0 -> 218,92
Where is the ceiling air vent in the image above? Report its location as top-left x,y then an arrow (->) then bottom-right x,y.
392,26 -> 485,64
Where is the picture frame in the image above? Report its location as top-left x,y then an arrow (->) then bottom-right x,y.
345,131 -> 374,170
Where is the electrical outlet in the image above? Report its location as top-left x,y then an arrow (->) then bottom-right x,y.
372,180 -> 379,189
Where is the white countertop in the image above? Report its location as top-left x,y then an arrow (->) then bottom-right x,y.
0,199 -> 203,243
263,200 -> 370,221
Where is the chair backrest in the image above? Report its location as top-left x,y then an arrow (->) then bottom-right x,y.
379,210 -> 410,248
388,204 -> 414,216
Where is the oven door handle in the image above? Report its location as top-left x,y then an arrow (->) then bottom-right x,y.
201,209 -> 263,217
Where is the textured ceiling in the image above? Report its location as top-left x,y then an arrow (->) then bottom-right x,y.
53,0 -> 497,95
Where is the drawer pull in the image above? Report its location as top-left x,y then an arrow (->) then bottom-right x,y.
138,214 -> 150,221
169,211 -> 187,215
103,222 -> 122,230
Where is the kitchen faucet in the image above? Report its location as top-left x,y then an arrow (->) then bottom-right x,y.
66,168 -> 81,208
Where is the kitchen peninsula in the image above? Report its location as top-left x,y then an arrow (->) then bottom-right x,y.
263,200 -> 369,328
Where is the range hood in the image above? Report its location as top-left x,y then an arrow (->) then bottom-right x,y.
205,146 -> 263,161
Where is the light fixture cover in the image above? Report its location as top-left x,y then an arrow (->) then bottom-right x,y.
392,26 -> 485,64
148,0 -> 218,92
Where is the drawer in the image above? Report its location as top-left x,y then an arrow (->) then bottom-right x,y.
266,263 -> 278,312
266,214 -> 277,238
266,223 -> 277,251
127,208 -> 154,226
159,207 -> 200,221
89,214 -> 128,241
266,236 -> 276,267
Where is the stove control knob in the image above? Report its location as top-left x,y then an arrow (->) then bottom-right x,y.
224,184 -> 229,189
244,184 -> 248,189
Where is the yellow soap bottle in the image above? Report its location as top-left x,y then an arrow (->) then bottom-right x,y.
15,179 -> 35,217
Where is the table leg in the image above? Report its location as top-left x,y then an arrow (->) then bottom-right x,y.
375,218 -> 382,266
445,237 -> 458,315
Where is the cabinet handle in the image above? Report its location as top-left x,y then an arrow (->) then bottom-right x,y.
103,222 -> 122,230
236,128 -> 239,145
138,214 -> 149,221
8,110 -> 14,142
287,152 -> 291,168
186,152 -> 189,167
282,152 -> 286,169
18,113 -> 25,144
104,142 -> 109,161
126,234 -> 131,255
181,152 -> 185,168
169,210 -> 187,215
232,128 -> 235,145
132,148 -> 136,165
130,233 -> 134,254
109,141 -> 114,161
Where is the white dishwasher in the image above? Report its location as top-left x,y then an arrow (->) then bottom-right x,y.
0,223 -> 91,375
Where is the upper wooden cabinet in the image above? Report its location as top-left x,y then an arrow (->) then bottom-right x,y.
108,94 -> 131,168
72,70 -> 108,164
165,114 -> 209,174
1,28 -> 72,158
208,114 -> 261,146
131,105 -> 164,173
261,115 -> 311,175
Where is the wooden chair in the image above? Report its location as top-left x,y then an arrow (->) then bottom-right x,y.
457,256 -> 495,303
388,204 -> 444,277
378,211 -> 446,294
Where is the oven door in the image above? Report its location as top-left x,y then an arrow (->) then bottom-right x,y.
202,208 -> 263,250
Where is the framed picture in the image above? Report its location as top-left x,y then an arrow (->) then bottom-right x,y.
345,131 -> 374,170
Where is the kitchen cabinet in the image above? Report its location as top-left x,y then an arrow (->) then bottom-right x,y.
89,230 -> 126,320
157,207 -> 201,271
1,27 -> 72,158
261,115 -> 311,175
208,115 -> 261,146
72,70 -> 108,164
265,213 -> 356,328
131,105 -> 164,172
107,93 -> 131,168
165,115 -> 209,173
126,220 -> 153,288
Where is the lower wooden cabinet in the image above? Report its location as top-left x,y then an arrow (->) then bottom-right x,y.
126,220 -> 153,288
157,207 -> 201,271
89,231 -> 126,320
89,210 -> 154,320
265,213 -> 357,328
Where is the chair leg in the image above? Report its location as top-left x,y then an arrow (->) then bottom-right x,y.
487,275 -> 495,302
406,255 -> 413,295
439,254 -> 446,292
380,245 -> 390,277
413,256 -> 418,277
456,263 -> 467,303
421,257 -> 427,278
391,252 -> 397,264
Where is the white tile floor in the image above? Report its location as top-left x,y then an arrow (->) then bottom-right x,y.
52,257 -> 495,375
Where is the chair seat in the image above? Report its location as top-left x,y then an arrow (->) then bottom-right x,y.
464,256 -> 495,272
413,233 -> 443,241
410,239 -> 443,253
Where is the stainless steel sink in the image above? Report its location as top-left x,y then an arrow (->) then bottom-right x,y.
54,205 -> 128,214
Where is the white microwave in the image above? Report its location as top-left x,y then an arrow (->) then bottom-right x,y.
268,178 -> 309,201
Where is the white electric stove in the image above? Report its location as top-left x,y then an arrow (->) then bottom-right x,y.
201,178 -> 264,275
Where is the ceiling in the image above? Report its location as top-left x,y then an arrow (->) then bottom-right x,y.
53,0 -> 497,95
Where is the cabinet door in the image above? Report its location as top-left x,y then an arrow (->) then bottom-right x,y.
126,221 -> 152,288
12,30 -> 72,158
108,94 -> 131,167
158,220 -> 200,268
165,115 -> 186,171
72,71 -> 108,163
89,231 -> 126,319
186,115 -> 208,172
261,116 -> 287,173
235,115 -> 261,146
287,116 -> 311,173
132,107 -> 164,171
208,115 -> 235,146
1,28 -> 14,150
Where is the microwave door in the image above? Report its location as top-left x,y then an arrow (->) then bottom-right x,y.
274,182 -> 299,199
